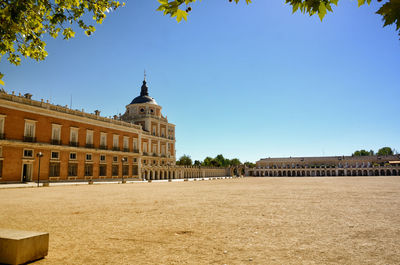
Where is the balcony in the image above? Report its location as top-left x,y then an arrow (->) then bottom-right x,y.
112,146 -> 120,151
152,153 -> 159,157
143,152 -> 149,156
86,143 -> 94,148
123,148 -> 130,152
69,141 -> 79,147
0,133 -> 5,139
24,136 -> 36,142
51,139 -> 62,145
100,145 -> 107,150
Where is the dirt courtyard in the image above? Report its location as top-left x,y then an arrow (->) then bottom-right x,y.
1,177 -> 400,264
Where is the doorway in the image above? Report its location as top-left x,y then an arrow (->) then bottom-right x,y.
22,163 -> 33,182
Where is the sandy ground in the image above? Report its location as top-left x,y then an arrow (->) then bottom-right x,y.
1,177 -> 400,265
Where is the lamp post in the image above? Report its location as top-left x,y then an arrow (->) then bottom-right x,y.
121,157 -> 127,183
36,152 -> 43,187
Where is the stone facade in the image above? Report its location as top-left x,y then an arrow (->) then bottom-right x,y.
0,79 -> 227,183
248,155 -> 400,177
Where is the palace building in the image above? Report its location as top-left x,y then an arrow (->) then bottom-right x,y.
0,78 -> 227,183
248,155 -> 400,177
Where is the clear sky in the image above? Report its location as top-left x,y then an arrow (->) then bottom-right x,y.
1,1 -> 399,163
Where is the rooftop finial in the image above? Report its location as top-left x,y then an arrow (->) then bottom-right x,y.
144,69 -> 146,81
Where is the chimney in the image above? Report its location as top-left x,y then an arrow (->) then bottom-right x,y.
94,110 -> 100,116
24,93 -> 32,99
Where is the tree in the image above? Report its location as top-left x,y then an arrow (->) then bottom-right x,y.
352,149 -> 373,156
202,156 -> 213,167
193,160 -> 201,166
0,0 -> 124,85
2,0 -> 399,85
176,154 -> 192,166
244,161 -> 256,168
158,0 -> 400,39
230,158 -> 241,166
377,147 -> 394,156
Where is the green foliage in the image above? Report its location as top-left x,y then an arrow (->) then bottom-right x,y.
2,0 -> 399,86
377,147 -> 394,156
176,154 -> 193,165
352,149 -> 374,156
157,0 -> 400,36
0,0 -> 124,85
199,154 -> 242,167
244,161 -> 255,168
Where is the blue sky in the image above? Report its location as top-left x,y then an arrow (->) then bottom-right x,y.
1,1 -> 399,163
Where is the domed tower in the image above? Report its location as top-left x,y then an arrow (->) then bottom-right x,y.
121,76 -> 176,164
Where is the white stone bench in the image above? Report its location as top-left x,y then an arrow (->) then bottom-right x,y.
0,229 -> 49,265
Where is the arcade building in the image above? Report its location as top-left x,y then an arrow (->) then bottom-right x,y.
0,78 -> 227,183
248,155 -> 400,177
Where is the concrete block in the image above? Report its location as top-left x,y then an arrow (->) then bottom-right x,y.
0,229 -> 49,265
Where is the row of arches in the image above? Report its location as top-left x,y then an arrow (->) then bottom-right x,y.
141,167 -> 227,180
250,169 -> 400,177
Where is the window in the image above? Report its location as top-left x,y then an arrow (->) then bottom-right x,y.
51,151 -> 59,160
0,160 -> 3,178
70,152 -> 77,160
24,119 -> 36,141
100,132 -> 107,148
70,127 -> 79,145
112,165 -> 119,176
152,145 -> 157,154
161,128 -> 165,137
132,165 -> 138,175
140,108 -> 144,113
113,156 -> 118,163
161,146 -> 166,155
152,127 -> 156,135
133,158 -> 137,163
123,136 -> 129,151
122,165 -> 129,176
86,130 -> 93,146
133,139 -> 138,151
100,154 -> 106,162
86,154 -> 92,161
113,135 -> 119,149
68,163 -> 78,176
49,163 -> 60,177
23,149 -> 33,158
85,164 -> 93,176
51,124 -> 61,143
143,143 -> 147,153
0,146 -> 3,157
99,164 -> 107,176
0,114 -> 6,139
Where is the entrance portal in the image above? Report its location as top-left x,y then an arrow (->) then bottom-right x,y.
22,163 -> 33,182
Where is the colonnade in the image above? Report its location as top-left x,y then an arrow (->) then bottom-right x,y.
248,167 -> 400,177
141,165 -> 228,180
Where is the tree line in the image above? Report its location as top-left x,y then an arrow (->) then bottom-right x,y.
176,154 -> 255,168
352,147 -> 398,157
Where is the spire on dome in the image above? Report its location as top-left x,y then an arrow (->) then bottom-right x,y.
140,72 -> 149,97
